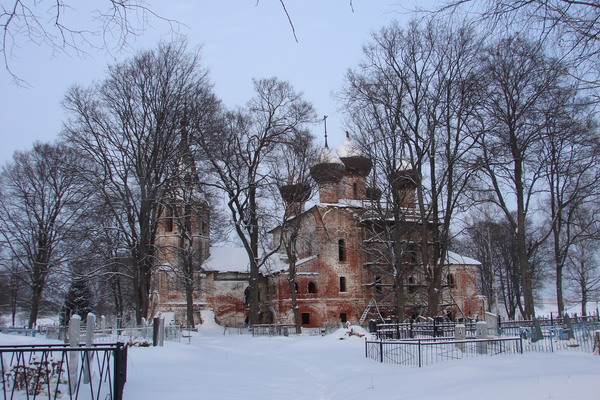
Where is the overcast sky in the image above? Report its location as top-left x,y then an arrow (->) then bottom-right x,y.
0,1 -> 437,164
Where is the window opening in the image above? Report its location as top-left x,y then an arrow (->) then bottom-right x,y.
339,276 -> 347,292
447,273 -> 455,289
301,313 -> 310,325
338,239 -> 346,262
408,276 -> 416,294
308,282 -> 317,294
375,276 -> 383,294
340,313 -> 347,323
165,206 -> 174,232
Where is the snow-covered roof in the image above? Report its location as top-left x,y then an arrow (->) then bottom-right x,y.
446,251 -> 481,266
203,247 -> 250,273
264,253 -> 318,275
396,157 -> 413,171
336,134 -> 362,158
316,145 -> 343,164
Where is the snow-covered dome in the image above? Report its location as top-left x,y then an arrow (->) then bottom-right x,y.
316,145 -> 342,164
310,145 -> 345,183
337,132 -> 372,177
396,157 -> 413,171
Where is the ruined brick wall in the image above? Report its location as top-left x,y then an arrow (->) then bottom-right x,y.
448,265 -> 486,320
269,205 -> 371,328
203,271 -> 250,327
151,200 -> 211,325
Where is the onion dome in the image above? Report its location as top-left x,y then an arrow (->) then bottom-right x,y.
365,186 -> 382,201
389,158 -> 417,189
337,132 -> 372,177
279,182 -> 312,204
310,145 -> 345,183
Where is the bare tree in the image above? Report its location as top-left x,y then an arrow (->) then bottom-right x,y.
456,213 -> 548,319
159,125 -> 212,329
1,0 -> 173,83
270,130 -> 317,332
435,0 -> 600,94
341,19 -> 482,318
471,36 -> 573,318
539,92 -> 600,315
63,40 -> 220,324
564,206 -> 600,316
0,142 -> 91,328
195,77 -> 316,326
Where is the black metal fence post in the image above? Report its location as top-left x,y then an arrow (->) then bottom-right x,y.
418,340 -> 422,368
114,342 -> 127,400
379,340 -> 384,363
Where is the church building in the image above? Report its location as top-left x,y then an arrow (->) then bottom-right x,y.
151,134 -> 485,328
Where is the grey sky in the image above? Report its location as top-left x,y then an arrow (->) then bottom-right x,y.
0,1 -> 431,164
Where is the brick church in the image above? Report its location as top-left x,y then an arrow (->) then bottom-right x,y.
151,135 -> 486,328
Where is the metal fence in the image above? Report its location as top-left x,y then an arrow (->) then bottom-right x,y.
365,337 -> 522,367
0,328 -> 37,337
44,324 -> 181,345
367,319 -> 600,367
499,318 -> 599,337
250,324 -> 298,337
0,342 -> 127,400
375,321 -> 482,339
520,323 -> 599,353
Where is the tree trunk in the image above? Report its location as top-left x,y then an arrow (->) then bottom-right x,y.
185,282 -> 195,328
28,284 -> 43,329
394,271 -> 406,321
248,185 -> 261,326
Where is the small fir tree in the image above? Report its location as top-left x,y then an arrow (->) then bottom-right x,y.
60,276 -> 94,325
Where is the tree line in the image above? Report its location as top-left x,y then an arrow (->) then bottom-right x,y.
1,10 -> 600,328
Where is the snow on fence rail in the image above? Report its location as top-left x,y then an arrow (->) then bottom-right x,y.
365,337 -> 522,367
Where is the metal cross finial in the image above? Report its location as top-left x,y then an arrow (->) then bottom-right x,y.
323,115 -> 328,148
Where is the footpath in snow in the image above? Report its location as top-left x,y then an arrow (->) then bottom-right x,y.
1,320 -> 599,400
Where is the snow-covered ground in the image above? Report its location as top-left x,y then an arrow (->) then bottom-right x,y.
2,321 -> 598,400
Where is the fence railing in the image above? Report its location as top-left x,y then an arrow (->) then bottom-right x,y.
367,319 -> 600,367
374,316 -> 600,340
520,323 -> 600,353
0,328 -> 37,337
374,321 -> 489,339
365,337 -> 522,367
44,324 -> 181,345
250,324 -> 298,337
0,342 -> 127,400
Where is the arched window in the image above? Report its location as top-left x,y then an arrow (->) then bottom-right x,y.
294,282 -> 299,293
353,182 -> 358,198
338,239 -> 346,262
308,282 -> 317,294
